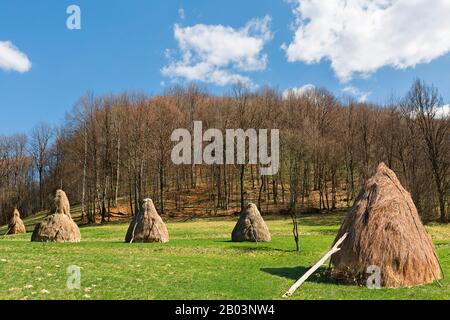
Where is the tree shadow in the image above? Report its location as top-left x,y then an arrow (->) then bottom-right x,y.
77,220 -> 128,228
232,246 -> 296,253
261,266 -> 338,285
299,212 -> 346,227
214,240 -> 297,253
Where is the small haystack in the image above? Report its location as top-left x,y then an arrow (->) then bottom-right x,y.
232,203 -> 271,242
331,163 -> 442,288
125,199 -> 169,243
7,208 -> 26,235
31,190 -> 81,243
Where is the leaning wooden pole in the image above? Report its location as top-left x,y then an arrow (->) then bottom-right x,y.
283,233 -> 348,298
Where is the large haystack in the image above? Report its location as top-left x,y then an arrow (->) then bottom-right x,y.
331,163 -> 442,288
232,203 -> 271,242
7,208 -> 26,235
31,190 -> 81,243
125,199 -> 169,243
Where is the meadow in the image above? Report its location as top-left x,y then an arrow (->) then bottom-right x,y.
0,212 -> 449,300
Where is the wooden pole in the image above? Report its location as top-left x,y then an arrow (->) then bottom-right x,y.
283,233 -> 348,298
3,227 -> 12,236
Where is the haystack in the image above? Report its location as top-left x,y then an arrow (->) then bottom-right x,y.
7,208 -> 26,235
232,203 -> 271,242
331,163 -> 442,288
31,190 -> 81,243
125,199 -> 169,243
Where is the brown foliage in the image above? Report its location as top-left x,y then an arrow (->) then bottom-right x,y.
0,80 -> 448,225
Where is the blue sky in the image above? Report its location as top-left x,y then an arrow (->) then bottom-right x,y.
1,0 -> 450,135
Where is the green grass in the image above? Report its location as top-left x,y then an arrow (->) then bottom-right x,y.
0,213 -> 449,300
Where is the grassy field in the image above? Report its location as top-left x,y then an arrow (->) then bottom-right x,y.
0,213 -> 449,300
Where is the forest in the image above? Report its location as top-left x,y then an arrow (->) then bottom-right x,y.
0,79 -> 448,226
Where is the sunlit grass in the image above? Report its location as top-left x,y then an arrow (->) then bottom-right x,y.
0,213 -> 449,300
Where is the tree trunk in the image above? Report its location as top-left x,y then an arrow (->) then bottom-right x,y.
114,134 -> 120,207
240,165 -> 245,212
159,163 -> 165,215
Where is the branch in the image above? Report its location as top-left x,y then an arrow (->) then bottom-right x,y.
283,232 -> 348,298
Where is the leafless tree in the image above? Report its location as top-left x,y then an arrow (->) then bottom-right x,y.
402,80 -> 449,223
29,123 -> 53,210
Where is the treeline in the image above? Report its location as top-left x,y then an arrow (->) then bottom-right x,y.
0,79 -> 448,225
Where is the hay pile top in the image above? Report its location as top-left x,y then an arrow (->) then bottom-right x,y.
232,203 -> 271,242
125,198 -> 169,243
7,208 -> 26,235
31,190 -> 81,243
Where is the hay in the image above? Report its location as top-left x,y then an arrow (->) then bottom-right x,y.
125,199 -> 169,243
54,189 -> 71,218
31,190 -> 81,243
7,208 -> 26,235
232,203 -> 271,242
331,163 -> 442,288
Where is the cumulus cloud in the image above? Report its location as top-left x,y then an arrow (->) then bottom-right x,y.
282,84 -> 315,99
162,16 -> 272,86
342,86 -> 371,103
283,0 -> 450,81
437,104 -> 449,119
0,41 -> 31,73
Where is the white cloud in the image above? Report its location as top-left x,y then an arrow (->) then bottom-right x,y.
0,41 -> 31,73
282,84 -> 315,99
162,16 -> 272,86
283,0 -> 450,82
342,86 -> 371,103
437,104 -> 449,119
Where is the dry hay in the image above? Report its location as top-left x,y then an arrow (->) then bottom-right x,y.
125,199 -> 169,243
331,163 -> 442,288
232,203 -> 271,242
7,208 -> 26,235
31,190 -> 81,243
53,188 -> 71,218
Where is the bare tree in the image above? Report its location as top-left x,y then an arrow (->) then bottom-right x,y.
2,80 -> 448,227
29,123 -> 53,210
402,80 -> 449,223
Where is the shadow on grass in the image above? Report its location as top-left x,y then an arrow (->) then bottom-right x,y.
216,240 -> 296,253
298,212 -> 346,227
232,246 -> 296,253
261,266 -> 338,285
78,219 -> 130,229
307,229 -> 342,237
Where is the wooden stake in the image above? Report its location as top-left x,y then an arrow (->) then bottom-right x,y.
283,233 -> 348,298
2,227 -> 12,237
